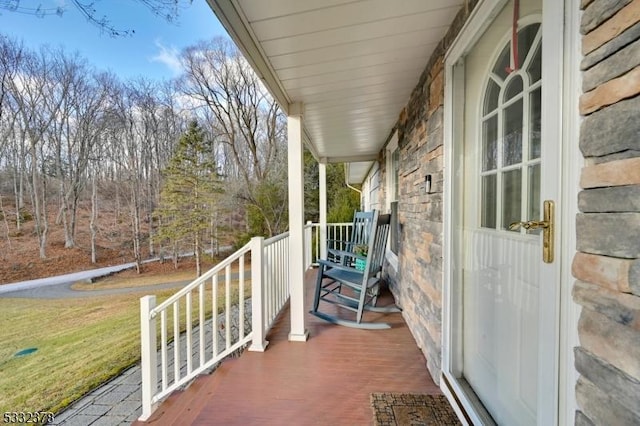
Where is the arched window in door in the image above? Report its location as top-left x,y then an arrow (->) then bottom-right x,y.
480,22 -> 541,232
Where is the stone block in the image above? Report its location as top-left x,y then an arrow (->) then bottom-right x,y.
580,157 -> 640,188
581,0 -> 595,9
576,213 -> 640,258
579,66 -> 640,115
580,95 -> 640,157
90,414 -> 129,426
593,150 -> 640,164
583,38 -> 640,91
572,252 -> 633,293
576,376 -> 640,425
575,347 -> 640,416
429,56 -> 444,80
628,259 -> 640,295
582,0 -> 640,55
578,308 -> 640,378
56,414 -> 102,426
77,404 -> 111,417
582,21 -> 640,70
581,0 -> 633,34
575,411 -> 595,426
426,125 -> 443,156
572,280 -> 640,330
429,70 -> 444,114
579,185 -> 640,213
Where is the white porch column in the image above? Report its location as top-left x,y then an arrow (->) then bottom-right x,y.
287,102 -> 309,342
319,162 -> 327,259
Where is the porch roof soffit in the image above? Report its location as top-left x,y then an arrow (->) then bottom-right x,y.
206,0 -> 463,181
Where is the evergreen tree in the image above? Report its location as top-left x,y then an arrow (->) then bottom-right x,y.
155,120 -> 220,276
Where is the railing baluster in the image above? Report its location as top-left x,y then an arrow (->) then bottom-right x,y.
314,224 -> 317,264
212,275 -> 218,358
239,255 -> 245,339
198,283 -> 205,367
268,245 -> 273,323
264,246 -> 269,326
173,301 -> 180,385
186,292 -> 192,375
304,221 -> 311,270
161,310 -> 167,391
277,241 -> 281,309
225,265 -> 231,350
285,239 -> 288,304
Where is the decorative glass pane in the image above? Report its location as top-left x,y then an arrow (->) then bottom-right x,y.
482,116 -> 498,171
492,44 -> 510,81
527,43 -> 541,83
503,99 -> 523,166
502,169 -> 522,231
504,75 -> 523,101
484,79 -> 500,114
530,88 -> 541,159
481,174 -> 497,229
528,164 -> 541,234
518,24 -> 540,68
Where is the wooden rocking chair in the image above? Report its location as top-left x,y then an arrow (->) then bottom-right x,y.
310,210 -> 400,329
326,210 -> 375,267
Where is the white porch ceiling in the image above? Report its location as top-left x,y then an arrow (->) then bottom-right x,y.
207,0 -> 463,183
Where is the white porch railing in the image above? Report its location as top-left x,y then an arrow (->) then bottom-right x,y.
304,222 -> 352,267
139,234 -> 290,421
139,223 -> 354,420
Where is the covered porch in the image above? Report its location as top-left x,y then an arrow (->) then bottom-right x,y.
139,0 -> 471,423
137,269 -> 439,425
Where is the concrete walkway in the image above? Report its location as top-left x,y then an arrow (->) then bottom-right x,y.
0,279 -> 191,299
0,248 -> 234,299
0,263 -> 140,295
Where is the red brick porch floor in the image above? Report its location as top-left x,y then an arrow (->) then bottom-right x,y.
136,269 -> 440,425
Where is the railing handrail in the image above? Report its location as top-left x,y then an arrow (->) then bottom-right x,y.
305,222 -> 352,227
264,231 -> 289,245
151,241 -> 252,315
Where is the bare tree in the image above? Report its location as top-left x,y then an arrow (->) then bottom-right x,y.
0,36 -> 27,230
179,38 -> 288,236
48,58 -> 112,248
8,46 -> 72,258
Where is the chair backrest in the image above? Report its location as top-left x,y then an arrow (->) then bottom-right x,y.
364,212 -> 391,277
350,210 -> 376,249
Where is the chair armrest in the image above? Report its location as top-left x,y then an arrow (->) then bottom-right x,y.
327,249 -> 366,261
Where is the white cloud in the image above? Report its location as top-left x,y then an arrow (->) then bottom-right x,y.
150,40 -> 182,76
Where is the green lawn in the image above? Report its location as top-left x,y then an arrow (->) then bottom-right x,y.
0,291 -> 170,414
0,272 -> 248,415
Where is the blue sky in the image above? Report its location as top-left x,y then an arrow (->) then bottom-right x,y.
0,0 -> 229,81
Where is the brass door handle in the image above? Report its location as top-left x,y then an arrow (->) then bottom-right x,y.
508,200 -> 555,263
508,220 -> 549,231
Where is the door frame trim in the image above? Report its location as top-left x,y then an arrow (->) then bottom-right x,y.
441,0 -> 580,424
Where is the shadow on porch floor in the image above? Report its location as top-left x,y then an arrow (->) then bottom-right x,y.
136,269 -> 440,425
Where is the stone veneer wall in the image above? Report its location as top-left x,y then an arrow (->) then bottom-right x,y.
380,1 -> 477,384
572,0 -> 640,424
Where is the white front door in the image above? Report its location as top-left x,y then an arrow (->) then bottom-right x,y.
446,0 -> 562,424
